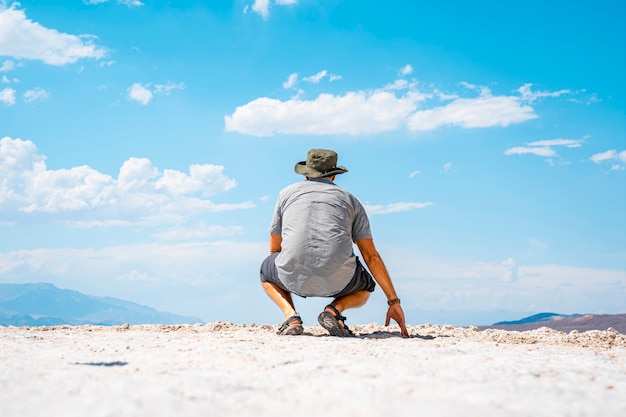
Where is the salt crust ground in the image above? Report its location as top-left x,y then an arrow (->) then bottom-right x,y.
1,323 -> 625,417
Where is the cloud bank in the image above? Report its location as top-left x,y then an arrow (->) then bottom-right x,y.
0,137 -> 253,226
224,76 -> 548,136
0,4 -> 106,65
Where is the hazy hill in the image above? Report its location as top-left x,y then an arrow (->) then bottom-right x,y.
480,312 -> 626,334
0,283 -> 203,326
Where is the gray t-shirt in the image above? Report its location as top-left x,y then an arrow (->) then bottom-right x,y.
269,178 -> 372,297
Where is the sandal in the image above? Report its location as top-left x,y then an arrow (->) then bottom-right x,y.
277,315 -> 304,335
317,304 -> 355,337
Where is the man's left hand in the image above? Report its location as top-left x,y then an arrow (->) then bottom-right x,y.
385,304 -> 409,337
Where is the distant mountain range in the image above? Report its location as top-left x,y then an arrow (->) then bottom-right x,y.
0,283 -> 203,326
2,283 -> 624,332
480,312 -> 626,334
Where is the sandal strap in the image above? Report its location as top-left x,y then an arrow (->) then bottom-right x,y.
324,304 -> 347,322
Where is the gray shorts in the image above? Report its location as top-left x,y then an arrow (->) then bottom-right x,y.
259,252 -> 376,298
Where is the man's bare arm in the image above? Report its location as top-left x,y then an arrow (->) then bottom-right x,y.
270,234 -> 282,253
355,238 -> 408,337
355,238 -> 398,300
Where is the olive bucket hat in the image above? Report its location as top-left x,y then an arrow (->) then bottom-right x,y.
294,149 -> 348,178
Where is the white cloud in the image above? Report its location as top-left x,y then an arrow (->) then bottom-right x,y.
157,163 -> 238,197
0,59 -> 15,72
23,87 -> 49,103
153,223 -> 244,241
0,4 -> 106,65
384,79 -> 411,91
590,149 -> 625,163
116,269 -> 152,283
303,70 -> 327,84
283,70 -> 341,89
434,89 -> 458,101
225,90 -> 424,136
527,139 -> 583,148
460,81 -> 477,90
251,0 -> 270,19
127,81 -> 184,105
442,162 -> 452,173
248,0 -> 297,20
0,137 -> 253,226
0,86 -> 15,105
116,157 -> 158,192
0,240 -> 269,320
127,83 -> 152,105
518,83 -> 570,102
399,64 -> 413,76
504,146 -> 556,157
385,245 -> 626,315
1,242 -> 624,323
84,0 -> 144,6
569,90 -> 602,105
119,0 -> 144,6
590,149 -> 626,170
408,170 -> 421,178
505,137 -> 584,159
407,89 -> 537,130
285,70 -> 341,87
502,258 -> 519,282
283,73 -> 298,89
225,81 -> 541,136
364,201 -> 433,215
154,81 -> 185,95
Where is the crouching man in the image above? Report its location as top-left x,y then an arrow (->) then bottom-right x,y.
260,149 -> 408,337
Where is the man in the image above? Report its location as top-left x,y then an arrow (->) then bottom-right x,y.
260,149 -> 409,337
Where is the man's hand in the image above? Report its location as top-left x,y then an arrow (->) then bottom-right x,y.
385,304 -> 409,337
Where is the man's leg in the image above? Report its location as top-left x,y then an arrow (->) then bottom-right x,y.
325,258 -> 375,321
262,282 -> 303,335
318,259 -> 376,336
317,290 -> 370,337
259,254 -> 303,336
260,253 -> 300,321
325,290 -> 370,324
261,281 -> 299,321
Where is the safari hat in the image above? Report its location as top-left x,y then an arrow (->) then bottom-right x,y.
294,149 -> 348,178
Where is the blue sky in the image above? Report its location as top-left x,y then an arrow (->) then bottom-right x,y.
1,0 -> 625,326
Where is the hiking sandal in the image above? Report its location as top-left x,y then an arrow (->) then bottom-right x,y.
317,304 -> 355,337
277,314 -> 304,335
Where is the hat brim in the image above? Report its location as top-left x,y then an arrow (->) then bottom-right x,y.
294,161 -> 348,178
